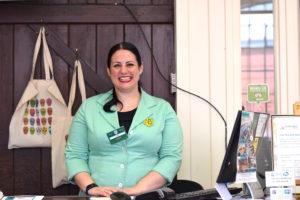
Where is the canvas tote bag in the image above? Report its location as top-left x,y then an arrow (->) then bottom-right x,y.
51,59 -> 86,188
8,27 -> 67,149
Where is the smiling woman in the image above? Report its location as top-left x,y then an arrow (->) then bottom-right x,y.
108,49 -> 143,94
0,1 -> 175,196
104,43 -> 144,113
65,42 -> 183,197
106,48 -> 143,113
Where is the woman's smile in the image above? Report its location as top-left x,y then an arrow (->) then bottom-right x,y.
108,49 -> 143,92
119,76 -> 133,83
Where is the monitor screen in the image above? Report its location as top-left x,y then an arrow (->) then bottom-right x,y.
216,110 -> 270,184
216,110 -> 242,183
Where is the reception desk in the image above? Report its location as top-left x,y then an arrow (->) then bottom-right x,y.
3,193 -> 300,200
42,195 -> 300,200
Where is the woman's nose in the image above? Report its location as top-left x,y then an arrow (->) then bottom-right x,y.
120,65 -> 128,73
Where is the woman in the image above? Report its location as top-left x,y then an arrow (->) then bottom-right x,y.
65,42 -> 183,197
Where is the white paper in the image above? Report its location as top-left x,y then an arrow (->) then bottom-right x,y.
265,170 -> 295,187
256,114 -> 269,137
272,116 -> 300,179
270,187 -> 293,200
215,183 -> 232,200
236,171 -> 257,183
2,196 -> 44,200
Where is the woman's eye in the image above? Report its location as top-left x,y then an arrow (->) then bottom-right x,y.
127,63 -> 134,67
113,64 -> 121,68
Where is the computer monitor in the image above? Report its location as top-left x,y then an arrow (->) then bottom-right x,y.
216,110 -> 271,189
216,110 -> 242,183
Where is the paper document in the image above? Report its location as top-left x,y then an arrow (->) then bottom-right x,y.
215,183 -> 232,200
2,196 -> 44,200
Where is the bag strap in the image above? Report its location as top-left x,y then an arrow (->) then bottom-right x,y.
30,26 -> 54,80
67,59 -> 87,115
42,27 -> 54,79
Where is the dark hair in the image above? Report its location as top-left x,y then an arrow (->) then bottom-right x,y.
107,42 -> 142,67
104,42 -> 142,113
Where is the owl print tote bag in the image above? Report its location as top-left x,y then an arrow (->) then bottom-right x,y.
8,26 -> 67,149
51,59 -> 86,188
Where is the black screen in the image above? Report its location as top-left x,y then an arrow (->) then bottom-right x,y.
216,110 -> 242,183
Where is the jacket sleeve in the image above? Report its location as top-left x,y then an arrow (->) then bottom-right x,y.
65,101 -> 91,184
152,102 -> 183,183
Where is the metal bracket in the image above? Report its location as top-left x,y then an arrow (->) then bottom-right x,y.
170,73 -> 177,94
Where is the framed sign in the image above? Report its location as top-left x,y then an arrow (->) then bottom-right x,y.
272,115 -> 300,184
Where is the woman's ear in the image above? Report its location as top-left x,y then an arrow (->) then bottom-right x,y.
139,64 -> 144,75
106,67 -> 111,77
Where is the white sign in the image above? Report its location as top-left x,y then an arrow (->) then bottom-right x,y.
270,187 -> 293,200
265,170 -> 295,187
272,115 -> 300,179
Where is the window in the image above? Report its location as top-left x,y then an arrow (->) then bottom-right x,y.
241,0 -> 274,114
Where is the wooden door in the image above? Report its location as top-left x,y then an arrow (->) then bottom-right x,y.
0,0 -> 175,196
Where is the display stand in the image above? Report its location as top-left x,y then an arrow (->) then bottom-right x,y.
244,182 -> 265,199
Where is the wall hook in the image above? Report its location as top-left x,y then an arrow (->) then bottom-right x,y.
75,48 -> 79,60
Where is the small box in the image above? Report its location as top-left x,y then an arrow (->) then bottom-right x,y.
293,102 -> 300,115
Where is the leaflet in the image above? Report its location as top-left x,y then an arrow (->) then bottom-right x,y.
2,196 -> 44,200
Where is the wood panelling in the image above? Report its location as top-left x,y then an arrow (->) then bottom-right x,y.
153,24 -> 175,105
13,25 -> 40,194
28,24 -> 104,92
0,1 -> 174,196
47,25 -> 69,103
96,24 -> 123,92
125,0 -> 152,4
152,0 -> 174,4
0,5 -> 173,24
69,24 -> 97,112
97,0 -> 124,4
125,24 -> 152,94
0,24 -> 14,195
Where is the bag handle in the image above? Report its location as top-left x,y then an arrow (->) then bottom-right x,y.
67,59 -> 87,115
31,26 -> 54,80
42,27 -> 54,79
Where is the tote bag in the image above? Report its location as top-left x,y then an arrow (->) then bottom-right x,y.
8,27 -> 67,149
51,59 -> 86,188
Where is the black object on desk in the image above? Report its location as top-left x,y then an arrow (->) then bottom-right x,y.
175,187 -> 242,200
135,187 -> 175,200
110,192 -> 131,200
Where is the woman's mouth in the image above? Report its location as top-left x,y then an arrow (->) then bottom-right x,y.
119,76 -> 132,83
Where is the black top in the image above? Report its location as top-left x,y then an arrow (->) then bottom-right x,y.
118,108 -> 137,133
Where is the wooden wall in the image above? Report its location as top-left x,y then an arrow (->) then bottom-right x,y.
0,0 -> 175,196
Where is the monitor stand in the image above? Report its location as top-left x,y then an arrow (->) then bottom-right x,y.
244,182 -> 265,199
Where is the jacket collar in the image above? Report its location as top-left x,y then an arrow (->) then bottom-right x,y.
131,89 -> 156,131
96,89 -> 156,130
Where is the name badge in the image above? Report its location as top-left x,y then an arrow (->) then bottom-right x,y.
107,126 -> 128,144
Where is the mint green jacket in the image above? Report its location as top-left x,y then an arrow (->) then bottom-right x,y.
65,89 -> 183,191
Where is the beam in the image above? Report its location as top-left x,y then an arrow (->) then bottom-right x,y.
0,4 -> 173,24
